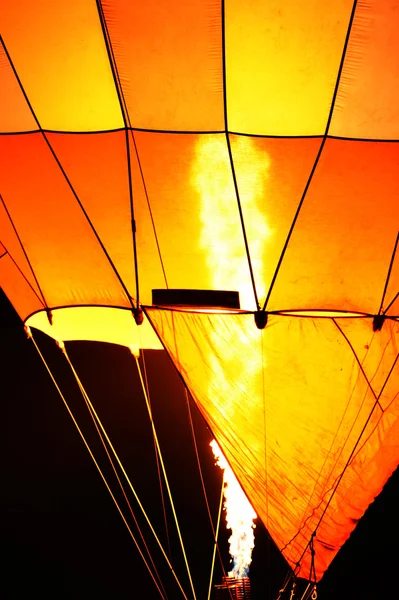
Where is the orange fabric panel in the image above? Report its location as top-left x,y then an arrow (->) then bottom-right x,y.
331,0 -> 399,139
229,135 -> 321,307
268,139 -> 399,314
0,42 -> 37,132
0,2 -> 397,584
2,129 -> 394,322
146,308 -> 399,579
47,131 -> 135,294
0,0 -> 122,131
384,248 -> 398,317
0,133 -> 131,309
226,0 -> 353,135
131,132 -> 251,303
305,363 -> 399,576
101,0 -> 223,131
131,133 -> 322,310
387,298 -> 399,318
0,254 -> 44,319
337,318 -> 399,403
0,196 -> 42,298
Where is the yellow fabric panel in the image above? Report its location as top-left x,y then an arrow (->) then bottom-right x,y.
101,0 -> 223,131
48,131 -> 136,295
0,0 -> 123,131
145,308 -> 399,579
0,133 -> 131,308
268,139 -> 399,314
0,42 -> 37,132
26,308 -> 161,351
226,0 -> 353,135
331,0 -> 399,139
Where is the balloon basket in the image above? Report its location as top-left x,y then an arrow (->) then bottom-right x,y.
214,576 -> 251,600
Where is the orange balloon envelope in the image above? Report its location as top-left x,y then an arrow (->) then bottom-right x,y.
0,0 -> 398,582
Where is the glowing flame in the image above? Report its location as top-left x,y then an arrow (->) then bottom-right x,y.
192,136 -> 268,576
211,439 -> 256,578
192,135 -> 271,309
191,134 -> 272,441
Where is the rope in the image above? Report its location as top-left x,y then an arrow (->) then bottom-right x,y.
275,571 -> 295,600
96,0 -> 169,295
261,331 -> 274,600
378,231 -> 399,316
134,354 -> 198,600
128,130 -> 169,290
283,334 -> 394,586
0,36 -> 136,315
220,0 -> 260,310
95,0 -> 140,310
298,583 -> 311,600
58,342 -> 189,600
207,475 -> 225,600
299,582 -> 317,600
27,329 -> 167,600
289,581 -> 297,600
0,192 -> 48,312
185,391 -> 235,600
0,236 -> 44,306
262,0 -> 359,312
140,349 -> 173,559
383,291 -> 399,316
185,391 -> 232,577
308,534 -> 317,588
61,343 -> 168,599
282,317 -> 395,571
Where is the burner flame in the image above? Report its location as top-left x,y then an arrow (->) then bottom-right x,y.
210,440 -> 257,578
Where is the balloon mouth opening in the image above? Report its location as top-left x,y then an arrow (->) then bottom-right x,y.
24,305 -> 163,350
24,303 -> 394,353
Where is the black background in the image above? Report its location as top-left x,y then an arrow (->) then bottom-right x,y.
3,290 -> 398,600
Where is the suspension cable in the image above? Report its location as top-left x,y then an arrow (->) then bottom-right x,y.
378,231 -> 399,316
61,343 -> 168,599
134,354 -> 198,600
27,329 -> 167,600
58,342 -> 190,600
185,391 -> 234,600
299,582 -> 317,600
299,582 -> 311,600
140,349 -> 173,559
207,475 -> 225,600
275,570 -> 295,600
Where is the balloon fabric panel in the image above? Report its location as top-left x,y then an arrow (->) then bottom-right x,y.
0,133 -> 131,309
225,0 -> 354,135
0,0 -> 123,131
330,0 -> 399,139
146,308 -> 399,579
0,0 -> 398,585
100,0 -> 224,131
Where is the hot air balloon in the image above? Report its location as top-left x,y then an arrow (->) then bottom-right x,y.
2,0 -> 398,598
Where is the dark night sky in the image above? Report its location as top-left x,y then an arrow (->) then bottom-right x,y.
3,289 -> 399,600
